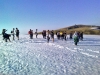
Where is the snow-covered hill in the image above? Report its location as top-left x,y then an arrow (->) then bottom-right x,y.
0,35 -> 100,75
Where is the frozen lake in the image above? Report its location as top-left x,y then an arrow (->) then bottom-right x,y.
0,34 -> 100,75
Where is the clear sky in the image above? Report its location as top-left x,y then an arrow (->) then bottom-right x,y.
0,0 -> 100,34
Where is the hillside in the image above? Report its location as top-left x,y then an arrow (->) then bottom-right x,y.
53,25 -> 100,35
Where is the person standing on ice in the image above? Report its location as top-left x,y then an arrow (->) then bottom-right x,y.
64,31 -> 67,41
60,31 -> 64,41
11,28 -> 15,40
57,31 -> 60,40
42,30 -> 46,39
15,28 -> 19,40
80,32 -> 83,40
46,30 -> 50,37
46,30 -> 50,43
73,31 -> 79,45
69,32 -> 73,39
50,30 -> 54,42
2,29 -> 7,40
42,30 -> 44,38
35,29 -> 38,38
32,30 -> 33,39
60,31 -> 62,39
28,29 -> 33,39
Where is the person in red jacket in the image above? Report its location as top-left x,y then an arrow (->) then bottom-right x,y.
28,29 -> 33,39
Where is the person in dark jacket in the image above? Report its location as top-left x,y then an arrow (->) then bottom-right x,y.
64,31 -> 67,41
15,28 -> 19,40
2,29 -> 7,40
3,34 -> 11,42
35,29 -> 38,38
2,29 -> 11,42
69,32 -> 73,39
28,29 -> 33,39
80,32 -> 83,40
42,30 -> 46,39
11,28 -> 15,40
50,30 -> 54,42
61,32 -> 64,41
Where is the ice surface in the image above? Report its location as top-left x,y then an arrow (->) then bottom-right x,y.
0,35 -> 100,75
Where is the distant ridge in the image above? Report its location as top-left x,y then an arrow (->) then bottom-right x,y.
38,24 -> 100,35
56,24 -> 100,30
54,24 -> 100,35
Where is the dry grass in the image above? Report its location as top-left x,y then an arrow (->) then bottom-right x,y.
38,25 -> 100,35
55,27 -> 100,35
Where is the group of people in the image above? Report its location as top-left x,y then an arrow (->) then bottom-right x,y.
56,31 -> 83,45
56,31 -> 67,41
28,30 -> 55,43
28,29 -> 83,45
43,30 -> 83,45
42,30 -> 54,43
2,28 -> 19,42
28,29 -> 38,39
1,28 -> 83,45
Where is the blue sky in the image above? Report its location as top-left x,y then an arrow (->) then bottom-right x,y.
0,0 -> 100,34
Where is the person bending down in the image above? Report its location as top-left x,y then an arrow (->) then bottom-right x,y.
3,34 -> 11,42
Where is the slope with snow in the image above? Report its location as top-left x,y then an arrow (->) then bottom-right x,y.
0,35 -> 100,75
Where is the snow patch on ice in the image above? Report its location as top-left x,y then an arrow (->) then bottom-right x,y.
80,52 -> 98,58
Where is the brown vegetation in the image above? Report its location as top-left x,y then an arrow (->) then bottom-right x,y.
39,25 -> 100,35
53,25 -> 100,35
